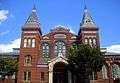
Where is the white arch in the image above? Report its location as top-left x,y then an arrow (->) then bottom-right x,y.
48,53 -> 68,83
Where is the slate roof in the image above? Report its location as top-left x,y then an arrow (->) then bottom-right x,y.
80,5 -> 97,28
23,5 -> 40,28
38,57 -> 50,65
22,5 -> 42,35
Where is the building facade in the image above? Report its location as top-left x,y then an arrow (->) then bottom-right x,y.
17,5 -> 120,83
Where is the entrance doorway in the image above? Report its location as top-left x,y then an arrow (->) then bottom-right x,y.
114,78 -> 120,83
53,62 -> 68,83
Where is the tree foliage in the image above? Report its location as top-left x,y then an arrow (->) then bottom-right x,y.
0,57 -> 18,80
68,44 -> 105,74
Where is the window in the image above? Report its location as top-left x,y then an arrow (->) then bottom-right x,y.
23,38 -> 36,48
93,38 -> 96,45
112,64 -> 120,79
85,19 -> 91,24
84,38 -> 88,44
102,65 -> 108,79
42,43 -> 49,57
24,39 -> 27,47
54,41 -> 66,56
28,39 -> 31,47
24,71 -> 31,81
32,39 -> 35,47
40,72 -> 45,81
25,55 -> 32,64
89,38 -> 92,46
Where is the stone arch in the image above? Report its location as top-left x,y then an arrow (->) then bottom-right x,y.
49,56 -> 68,72
48,56 -> 68,83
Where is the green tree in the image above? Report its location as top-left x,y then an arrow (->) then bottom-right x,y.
68,44 -> 105,83
0,57 -> 18,80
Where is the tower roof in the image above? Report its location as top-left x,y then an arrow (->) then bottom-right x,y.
80,4 -> 97,28
23,5 -> 41,29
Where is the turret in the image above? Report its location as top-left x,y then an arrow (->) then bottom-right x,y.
78,1 -> 100,47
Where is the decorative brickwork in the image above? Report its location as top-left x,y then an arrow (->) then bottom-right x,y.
16,5 -> 120,83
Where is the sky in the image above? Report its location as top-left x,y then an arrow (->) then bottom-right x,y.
0,0 -> 120,53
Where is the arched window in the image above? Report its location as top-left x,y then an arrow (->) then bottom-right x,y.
93,38 -> 96,45
89,38 -> 92,46
84,38 -> 88,44
42,43 -> 49,57
24,55 -> 32,64
102,65 -> 109,79
28,39 -> 31,47
112,64 -> 120,79
24,39 -> 27,47
54,41 -> 66,56
24,71 -> 31,81
32,39 -> 35,48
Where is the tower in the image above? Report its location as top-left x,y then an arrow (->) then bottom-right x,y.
17,5 -> 42,83
78,3 -> 100,47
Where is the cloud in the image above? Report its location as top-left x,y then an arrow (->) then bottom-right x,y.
0,38 -> 21,53
0,10 -> 9,23
70,29 -> 76,34
0,30 -> 9,36
67,25 -> 76,34
106,44 -> 120,53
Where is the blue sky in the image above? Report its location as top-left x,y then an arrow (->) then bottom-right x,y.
0,0 -> 120,53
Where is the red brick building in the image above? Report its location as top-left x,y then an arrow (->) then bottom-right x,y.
17,5 -> 120,83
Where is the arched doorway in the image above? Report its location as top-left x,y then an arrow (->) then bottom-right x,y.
114,78 -> 120,83
53,62 -> 68,83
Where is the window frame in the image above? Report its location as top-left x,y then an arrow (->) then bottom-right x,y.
112,63 -> 120,79
24,71 -> 31,81
42,43 -> 50,58
24,55 -> 32,65
40,72 -> 45,81
93,38 -> 96,45
54,41 -> 66,56
31,38 -> 35,48
27,39 -> 31,47
84,38 -> 88,44
23,39 -> 27,48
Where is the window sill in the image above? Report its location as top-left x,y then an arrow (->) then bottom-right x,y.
24,64 -> 32,66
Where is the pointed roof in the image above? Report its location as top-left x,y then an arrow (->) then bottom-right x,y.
23,5 -> 41,29
80,3 -> 97,28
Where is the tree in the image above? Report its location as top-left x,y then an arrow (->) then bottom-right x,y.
0,57 -> 18,80
68,44 -> 105,83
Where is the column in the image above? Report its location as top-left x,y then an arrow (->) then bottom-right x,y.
49,70 -> 53,83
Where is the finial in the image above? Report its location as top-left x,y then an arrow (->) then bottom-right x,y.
84,0 -> 87,9
32,0 -> 36,12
